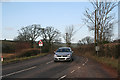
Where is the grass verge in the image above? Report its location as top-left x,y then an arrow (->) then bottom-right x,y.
2,53 -> 48,64
83,53 -> 118,70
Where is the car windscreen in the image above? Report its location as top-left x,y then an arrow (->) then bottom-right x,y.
56,48 -> 70,52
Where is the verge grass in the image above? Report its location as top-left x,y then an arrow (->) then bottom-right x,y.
2,53 -> 48,64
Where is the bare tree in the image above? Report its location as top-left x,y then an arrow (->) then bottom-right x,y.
54,38 -> 62,43
77,40 -> 83,46
78,36 -> 94,45
83,1 -> 117,43
63,25 -> 76,47
40,27 -> 60,50
15,24 -> 41,48
85,36 -> 94,44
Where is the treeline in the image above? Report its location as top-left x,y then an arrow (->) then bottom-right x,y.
74,39 -> 120,59
2,39 -> 64,60
2,40 -> 62,54
12,24 -> 77,52
13,24 -> 61,52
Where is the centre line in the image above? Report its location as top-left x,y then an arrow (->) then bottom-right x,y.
46,60 -> 53,64
71,70 -> 75,73
58,75 -> 66,80
78,67 -> 81,69
2,66 -> 36,78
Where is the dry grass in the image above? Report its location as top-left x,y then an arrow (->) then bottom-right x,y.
2,48 -> 48,64
2,53 -> 15,58
3,53 -> 48,64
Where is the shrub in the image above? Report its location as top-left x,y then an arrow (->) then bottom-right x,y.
17,48 -> 40,57
101,43 -> 119,59
15,41 -> 31,53
76,43 -> 119,59
73,44 -> 95,56
2,41 -> 15,53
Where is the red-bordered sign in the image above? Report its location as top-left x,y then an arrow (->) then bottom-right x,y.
39,40 -> 43,46
1,56 -> 3,61
39,40 -> 43,44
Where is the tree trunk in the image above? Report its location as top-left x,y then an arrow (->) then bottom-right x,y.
100,27 -> 103,42
103,32 -> 105,41
31,39 -> 34,48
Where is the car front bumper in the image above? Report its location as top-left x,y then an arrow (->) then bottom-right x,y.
54,56 -> 72,61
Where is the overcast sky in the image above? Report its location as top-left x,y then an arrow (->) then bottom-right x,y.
1,2 -> 118,43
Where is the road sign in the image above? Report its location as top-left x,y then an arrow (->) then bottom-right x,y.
95,46 -> 100,51
1,56 -> 3,62
39,40 -> 43,46
39,44 -> 43,46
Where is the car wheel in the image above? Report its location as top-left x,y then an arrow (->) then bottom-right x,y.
54,60 -> 57,62
71,58 -> 74,62
69,59 -> 72,62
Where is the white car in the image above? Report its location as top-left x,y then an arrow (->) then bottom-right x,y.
54,47 -> 73,62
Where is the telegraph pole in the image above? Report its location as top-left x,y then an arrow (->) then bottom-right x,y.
66,33 -> 68,47
97,17 -> 99,43
95,10 -> 97,46
95,10 -> 99,56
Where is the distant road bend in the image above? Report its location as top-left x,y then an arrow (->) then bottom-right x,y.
2,54 -> 117,79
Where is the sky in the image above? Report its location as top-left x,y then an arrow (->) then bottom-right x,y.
118,2 -> 120,39
1,2 -> 119,43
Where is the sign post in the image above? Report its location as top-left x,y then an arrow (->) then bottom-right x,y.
1,56 -> 3,62
38,40 -> 43,54
95,46 -> 100,56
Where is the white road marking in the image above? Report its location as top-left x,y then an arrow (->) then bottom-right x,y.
86,58 -> 88,63
82,64 -> 85,66
71,70 -> 75,73
86,58 -> 88,62
84,58 -> 88,64
2,66 -> 36,78
46,60 -> 53,64
58,75 -> 66,80
78,67 -> 81,69
85,61 -> 87,64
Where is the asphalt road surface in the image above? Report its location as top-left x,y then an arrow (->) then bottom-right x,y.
1,54 -> 117,79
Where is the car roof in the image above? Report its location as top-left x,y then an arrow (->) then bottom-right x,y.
58,47 -> 71,49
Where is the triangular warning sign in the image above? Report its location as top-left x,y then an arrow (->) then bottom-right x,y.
39,40 -> 43,44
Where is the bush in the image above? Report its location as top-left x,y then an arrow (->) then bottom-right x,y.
73,44 -> 95,56
15,41 -> 31,53
2,41 -> 15,53
102,41 -> 110,44
100,43 -> 119,59
17,48 -> 40,57
76,43 -> 119,59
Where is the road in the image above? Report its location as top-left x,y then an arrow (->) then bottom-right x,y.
1,54 -> 117,80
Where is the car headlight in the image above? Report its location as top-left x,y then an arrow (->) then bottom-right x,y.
54,54 -> 57,57
67,54 -> 71,57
